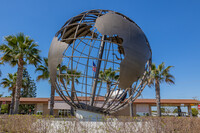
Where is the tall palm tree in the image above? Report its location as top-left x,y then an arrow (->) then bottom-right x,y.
1,73 -> 17,114
61,66 -> 81,116
0,33 -> 41,114
36,58 -> 81,115
1,72 -> 28,114
148,62 -> 175,117
99,67 -> 119,95
35,57 -> 54,115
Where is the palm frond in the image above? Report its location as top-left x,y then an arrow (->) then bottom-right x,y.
1,33 -> 42,68
165,78 -> 175,84
148,62 -> 175,87
151,63 -> 156,70
158,62 -> 165,72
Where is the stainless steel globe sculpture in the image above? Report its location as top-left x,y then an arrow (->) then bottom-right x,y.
48,9 -> 152,115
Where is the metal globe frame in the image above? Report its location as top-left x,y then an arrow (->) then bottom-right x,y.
48,9 -> 152,115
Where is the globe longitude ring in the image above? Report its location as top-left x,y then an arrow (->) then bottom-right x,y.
48,9 -> 152,115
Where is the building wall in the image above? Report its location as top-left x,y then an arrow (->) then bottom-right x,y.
36,103 -> 43,112
36,102 -> 151,116
48,101 -> 70,110
43,104 -> 49,115
112,105 -> 130,116
136,104 -> 150,113
35,103 -> 49,115
53,109 -> 59,116
112,104 -> 150,116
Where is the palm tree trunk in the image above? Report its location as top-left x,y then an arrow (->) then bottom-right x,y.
10,88 -> 15,114
50,85 -> 55,115
106,82 -> 111,107
71,80 -> 75,116
129,88 -> 133,117
106,82 -> 111,95
13,59 -> 23,114
155,80 -> 161,117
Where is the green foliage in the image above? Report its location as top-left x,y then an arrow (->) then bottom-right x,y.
0,72 -> 30,97
148,62 -> 175,87
36,112 -> 43,115
0,33 -> 41,67
36,58 -> 81,85
0,33 -> 42,114
147,62 -> 175,116
19,68 -> 36,114
65,68 -> 81,85
192,108 -> 198,116
0,94 -> 3,97
1,104 -> 8,114
161,108 -> 165,113
0,73 -> 17,92
35,57 -> 49,82
19,104 -> 35,114
99,67 -> 119,93
99,67 -> 119,84
21,68 -> 37,98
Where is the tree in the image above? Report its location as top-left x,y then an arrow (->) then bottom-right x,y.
148,62 -> 175,117
19,68 -> 37,114
36,57 -> 81,115
0,33 -> 41,114
0,72 -> 27,114
35,57 -> 54,115
21,68 -> 37,98
1,73 -> 17,114
99,67 -> 119,95
65,67 -> 81,116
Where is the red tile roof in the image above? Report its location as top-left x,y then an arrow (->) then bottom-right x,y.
0,97 -> 199,105
0,97 -> 48,103
133,99 -> 199,105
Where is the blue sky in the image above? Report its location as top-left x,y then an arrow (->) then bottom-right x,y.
0,0 -> 200,99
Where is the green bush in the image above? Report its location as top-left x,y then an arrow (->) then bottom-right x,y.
36,112 -> 43,115
192,108 -> 198,116
0,104 -> 8,114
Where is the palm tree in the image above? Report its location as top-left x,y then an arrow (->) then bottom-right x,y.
35,57 -> 55,115
1,73 -> 17,114
1,73 -> 27,114
36,58 -> 81,115
99,67 -> 119,95
0,33 -> 41,114
62,67 -> 81,116
148,62 -> 175,117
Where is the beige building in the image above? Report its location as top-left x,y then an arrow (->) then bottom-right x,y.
0,97 -> 199,117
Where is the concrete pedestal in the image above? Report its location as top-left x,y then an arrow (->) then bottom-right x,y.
75,109 -> 105,121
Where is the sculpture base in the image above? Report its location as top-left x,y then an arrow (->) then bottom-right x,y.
75,109 -> 105,121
